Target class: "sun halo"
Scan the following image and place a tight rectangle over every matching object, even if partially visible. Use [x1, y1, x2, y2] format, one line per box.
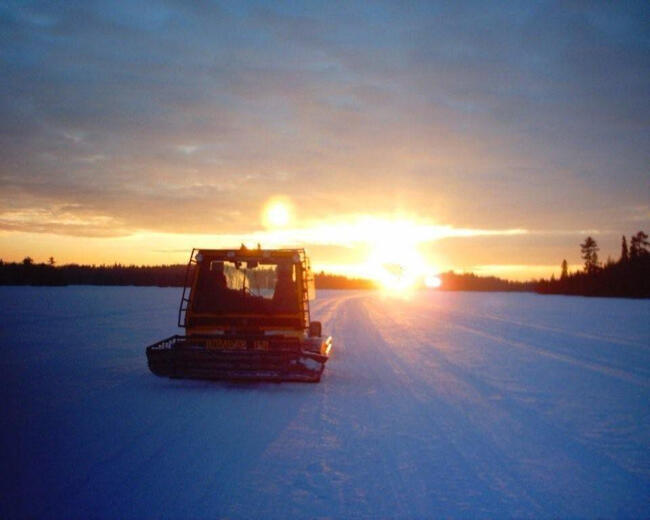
[262, 198, 292, 229]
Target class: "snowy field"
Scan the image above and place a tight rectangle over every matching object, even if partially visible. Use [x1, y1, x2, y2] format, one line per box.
[1, 287, 649, 519]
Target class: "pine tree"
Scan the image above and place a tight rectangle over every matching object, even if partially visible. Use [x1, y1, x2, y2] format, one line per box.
[561, 259, 568, 279]
[630, 231, 649, 258]
[580, 236, 600, 273]
[620, 236, 629, 262]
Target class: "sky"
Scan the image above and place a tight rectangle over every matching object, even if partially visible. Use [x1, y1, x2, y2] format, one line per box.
[1, 1, 648, 280]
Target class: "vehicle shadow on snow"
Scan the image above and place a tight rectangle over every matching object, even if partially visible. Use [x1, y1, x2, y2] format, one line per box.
[141, 376, 323, 394]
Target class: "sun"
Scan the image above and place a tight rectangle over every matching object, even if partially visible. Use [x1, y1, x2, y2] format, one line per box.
[424, 274, 442, 288]
[262, 198, 292, 228]
[361, 217, 440, 294]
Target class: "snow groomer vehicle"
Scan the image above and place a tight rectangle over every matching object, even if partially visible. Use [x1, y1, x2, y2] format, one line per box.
[146, 247, 332, 382]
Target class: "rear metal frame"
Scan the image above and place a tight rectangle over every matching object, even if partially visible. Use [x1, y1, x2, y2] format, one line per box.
[146, 334, 328, 382]
[178, 248, 198, 328]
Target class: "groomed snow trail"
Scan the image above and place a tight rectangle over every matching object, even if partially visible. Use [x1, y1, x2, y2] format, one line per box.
[1, 287, 649, 518]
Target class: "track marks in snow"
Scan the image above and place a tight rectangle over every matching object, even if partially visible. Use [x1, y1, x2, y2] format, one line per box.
[361, 296, 649, 516]
[423, 298, 648, 350]
[360, 298, 549, 515]
[393, 295, 650, 388]
[449, 320, 649, 388]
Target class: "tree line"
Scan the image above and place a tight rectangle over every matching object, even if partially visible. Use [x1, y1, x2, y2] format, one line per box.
[0, 258, 530, 292]
[0, 259, 380, 290]
[0, 259, 189, 287]
[2, 231, 647, 297]
[536, 231, 650, 298]
[438, 272, 534, 292]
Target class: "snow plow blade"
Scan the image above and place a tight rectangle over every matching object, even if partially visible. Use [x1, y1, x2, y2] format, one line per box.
[146, 335, 330, 383]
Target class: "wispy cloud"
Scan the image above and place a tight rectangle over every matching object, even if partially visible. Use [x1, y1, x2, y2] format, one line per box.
[0, 207, 126, 237]
[175, 145, 199, 155]
[199, 215, 528, 248]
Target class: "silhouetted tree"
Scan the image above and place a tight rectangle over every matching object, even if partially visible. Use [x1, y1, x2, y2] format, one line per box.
[48, 256, 56, 266]
[620, 236, 629, 262]
[580, 236, 600, 273]
[538, 229, 650, 298]
[630, 231, 649, 258]
[22, 256, 33, 266]
[561, 259, 568, 279]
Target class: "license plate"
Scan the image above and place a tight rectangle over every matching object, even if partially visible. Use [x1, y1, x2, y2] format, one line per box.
[205, 338, 271, 351]
[206, 338, 247, 350]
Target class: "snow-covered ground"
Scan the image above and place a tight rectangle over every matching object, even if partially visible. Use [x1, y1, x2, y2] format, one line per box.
[1, 287, 649, 518]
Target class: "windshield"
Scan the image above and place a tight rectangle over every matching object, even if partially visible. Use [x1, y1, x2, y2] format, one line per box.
[191, 257, 300, 315]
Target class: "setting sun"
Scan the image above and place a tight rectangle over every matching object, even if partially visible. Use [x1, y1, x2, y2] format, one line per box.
[360, 218, 440, 294]
[262, 198, 292, 229]
[424, 274, 442, 288]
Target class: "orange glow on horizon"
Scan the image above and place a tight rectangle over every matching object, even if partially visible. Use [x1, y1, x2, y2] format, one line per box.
[0, 210, 557, 282]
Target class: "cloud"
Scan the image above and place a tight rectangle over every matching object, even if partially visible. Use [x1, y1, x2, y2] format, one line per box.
[137, 214, 528, 249]
[175, 145, 199, 155]
[0, 206, 127, 237]
[0, 0, 648, 247]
